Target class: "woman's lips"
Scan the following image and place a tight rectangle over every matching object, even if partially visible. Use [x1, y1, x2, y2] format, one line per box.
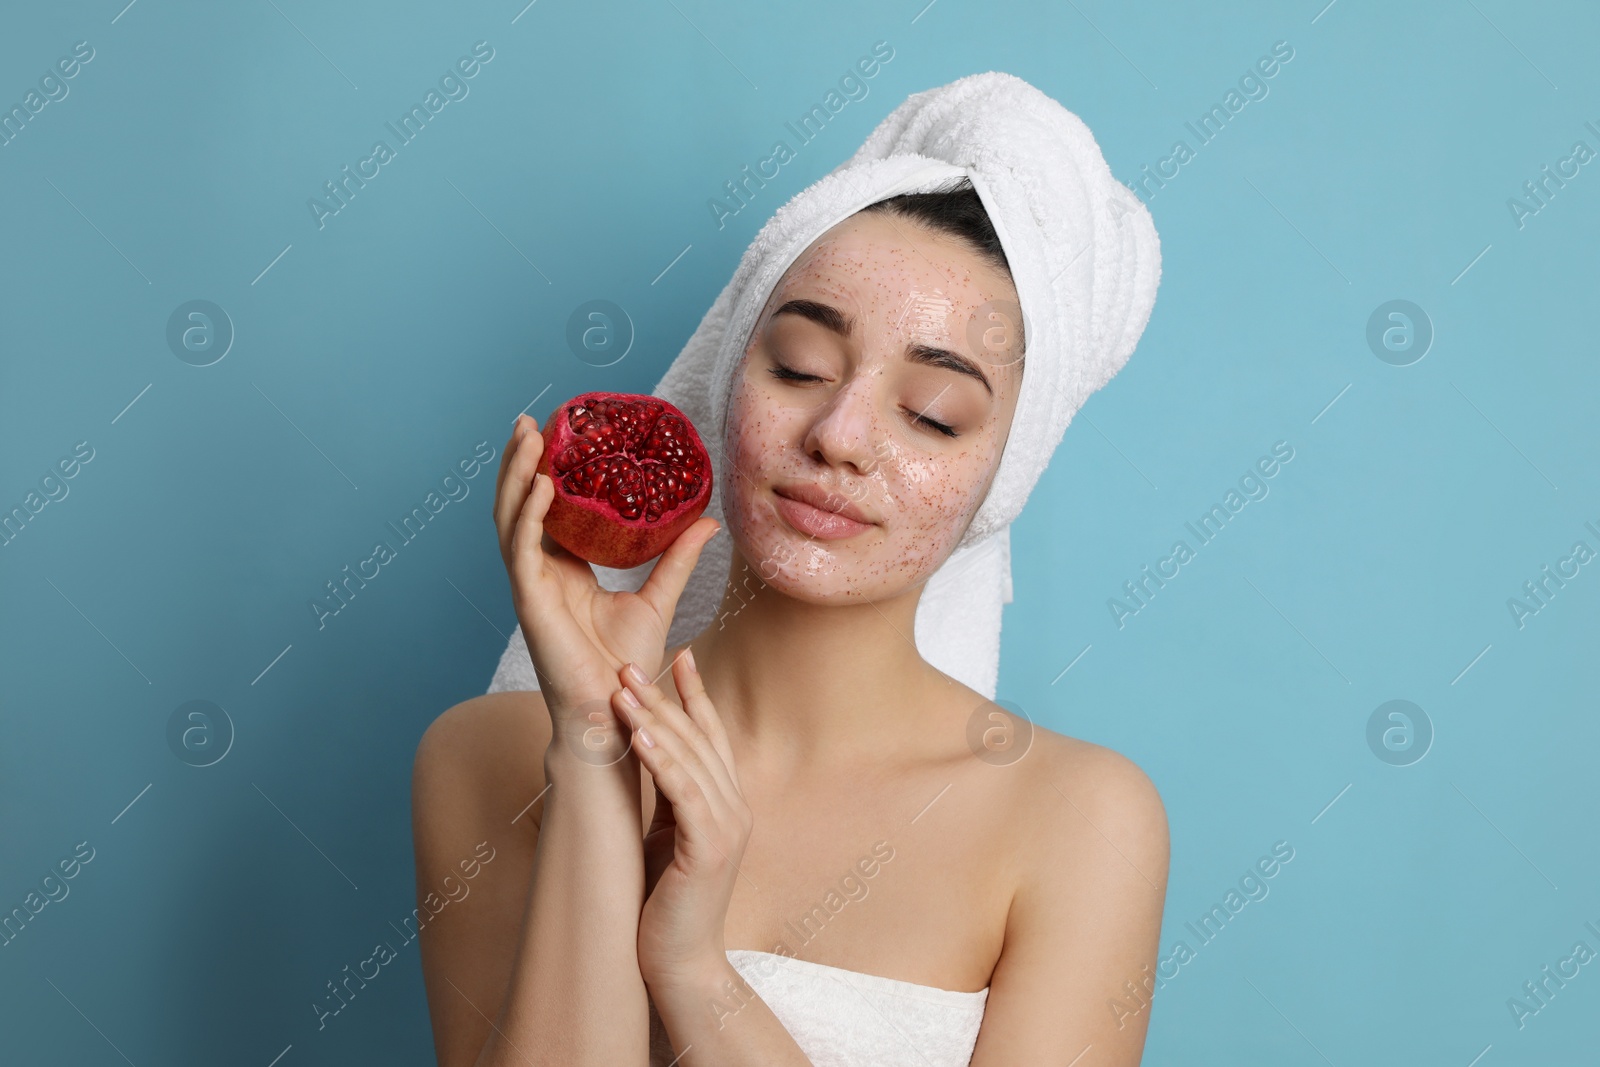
[772, 491, 873, 540]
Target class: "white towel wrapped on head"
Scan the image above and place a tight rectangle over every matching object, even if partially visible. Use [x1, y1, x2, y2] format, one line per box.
[489, 71, 1161, 701]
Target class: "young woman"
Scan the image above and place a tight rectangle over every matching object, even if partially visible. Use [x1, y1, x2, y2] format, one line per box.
[413, 77, 1167, 1067]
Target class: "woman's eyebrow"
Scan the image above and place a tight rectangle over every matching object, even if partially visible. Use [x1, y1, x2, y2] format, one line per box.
[905, 341, 992, 397]
[773, 298, 993, 397]
[774, 298, 852, 336]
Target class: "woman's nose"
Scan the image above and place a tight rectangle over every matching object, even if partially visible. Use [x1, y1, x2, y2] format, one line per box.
[802, 374, 882, 476]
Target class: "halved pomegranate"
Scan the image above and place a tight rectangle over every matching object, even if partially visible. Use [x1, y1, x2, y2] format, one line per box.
[535, 391, 713, 569]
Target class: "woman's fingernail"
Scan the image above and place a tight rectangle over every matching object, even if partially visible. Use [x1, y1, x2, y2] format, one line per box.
[684, 648, 697, 673]
[638, 727, 655, 749]
[618, 687, 641, 709]
[625, 662, 648, 686]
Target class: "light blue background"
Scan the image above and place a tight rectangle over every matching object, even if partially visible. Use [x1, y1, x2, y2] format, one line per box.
[2, 0, 1596, 1063]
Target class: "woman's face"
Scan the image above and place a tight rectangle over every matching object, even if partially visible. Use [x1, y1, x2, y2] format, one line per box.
[721, 209, 1024, 602]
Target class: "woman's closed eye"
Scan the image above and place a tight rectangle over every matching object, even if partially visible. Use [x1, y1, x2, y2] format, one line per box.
[766, 363, 821, 385]
[766, 363, 960, 438]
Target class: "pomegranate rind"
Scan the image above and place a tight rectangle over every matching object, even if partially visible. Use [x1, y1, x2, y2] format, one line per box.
[534, 391, 713, 569]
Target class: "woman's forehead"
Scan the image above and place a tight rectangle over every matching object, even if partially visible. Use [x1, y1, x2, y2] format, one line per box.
[754, 217, 1024, 379]
[761, 225, 1012, 355]
[776, 214, 1002, 301]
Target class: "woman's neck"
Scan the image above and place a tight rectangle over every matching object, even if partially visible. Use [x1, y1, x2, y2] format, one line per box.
[685, 557, 941, 774]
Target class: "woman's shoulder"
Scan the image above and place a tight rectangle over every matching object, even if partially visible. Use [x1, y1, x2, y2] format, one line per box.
[413, 689, 556, 841]
[997, 717, 1170, 889]
[945, 686, 1167, 850]
[1031, 724, 1163, 806]
[420, 688, 553, 751]
[416, 688, 554, 778]
[931, 669, 1159, 792]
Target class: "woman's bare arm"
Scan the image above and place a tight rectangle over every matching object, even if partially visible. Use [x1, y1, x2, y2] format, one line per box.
[413, 693, 547, 1065]
[411, 412, 721, 1064]
[412, 689, 651, 1066]
[969, 741, 1171, 1065]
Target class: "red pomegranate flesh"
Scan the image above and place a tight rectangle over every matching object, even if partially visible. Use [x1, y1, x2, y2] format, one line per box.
[535, 391, 713, 569]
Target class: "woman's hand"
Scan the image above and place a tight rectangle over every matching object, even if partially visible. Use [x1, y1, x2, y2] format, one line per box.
[495, 414, 721, 732]
[611, 649, 751, 986]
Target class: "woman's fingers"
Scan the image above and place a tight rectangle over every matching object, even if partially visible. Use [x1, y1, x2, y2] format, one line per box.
[507, 470, 556, 588]
[613, 664, 743, 828]
[670, 649, 740, 793]
[493, 415, 525, 506]
[495, 416, 546, 567]
[625, 660, 742, 806]
[615, 693, 726, 854]
[636, 517, 722, 626]
[494, 416, 529, 534]
[500, 419, 592, 583]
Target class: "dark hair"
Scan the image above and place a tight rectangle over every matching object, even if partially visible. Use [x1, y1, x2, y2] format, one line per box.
[858, 176, 1014, 283]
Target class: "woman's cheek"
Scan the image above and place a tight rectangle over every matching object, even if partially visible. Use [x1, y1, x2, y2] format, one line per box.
[721, 387, 785, 531]
[889, 449, 993, 557]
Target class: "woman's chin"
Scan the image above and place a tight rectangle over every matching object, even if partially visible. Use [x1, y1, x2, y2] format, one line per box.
[728, 533, 937, 606]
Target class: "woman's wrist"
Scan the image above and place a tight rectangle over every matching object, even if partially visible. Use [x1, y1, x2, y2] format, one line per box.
[543, 726, 637, 788]
[544, 686, 635, 763]
[644, 950, 745, 1024]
